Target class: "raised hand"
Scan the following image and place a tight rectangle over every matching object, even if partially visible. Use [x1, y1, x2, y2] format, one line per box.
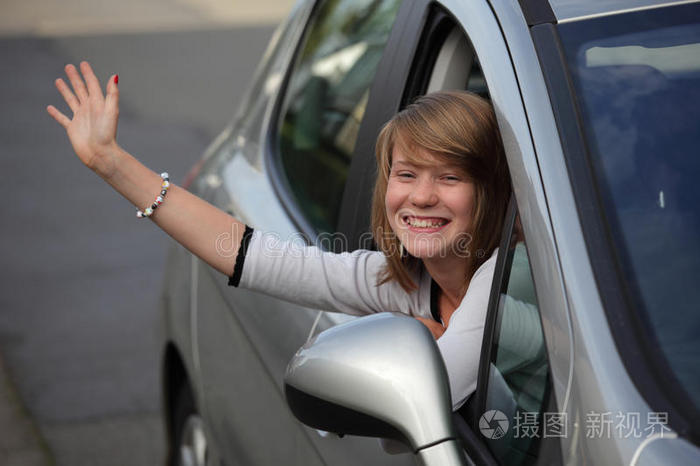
[45, 61, 245, 282]
[47, 61, 120, 179]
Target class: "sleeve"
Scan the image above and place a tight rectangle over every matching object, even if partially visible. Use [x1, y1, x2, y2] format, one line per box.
[435, 254, 497, 410]
[228, 229, 418, 316]
[228, 225, 254, 287]
[495, 296, 544, 375]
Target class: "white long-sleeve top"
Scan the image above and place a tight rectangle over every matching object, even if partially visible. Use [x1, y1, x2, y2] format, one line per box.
[229, 229, 498, 410]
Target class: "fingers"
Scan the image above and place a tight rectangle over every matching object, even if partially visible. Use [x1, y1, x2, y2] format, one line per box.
[46, 105, 71, 129]
[80, 61, 104, 101]
[415, 316, 445, 340]
[55, 78, 79, 113]
[51, 61, 117, 129]
[65, 63, 89, 104]
[105, 74, 120, 116]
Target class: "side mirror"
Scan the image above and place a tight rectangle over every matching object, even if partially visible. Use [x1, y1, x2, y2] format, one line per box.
[284, 313, 467, 465]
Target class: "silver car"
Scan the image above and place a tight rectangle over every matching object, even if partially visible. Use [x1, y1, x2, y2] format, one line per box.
[159, 0, 700, 464]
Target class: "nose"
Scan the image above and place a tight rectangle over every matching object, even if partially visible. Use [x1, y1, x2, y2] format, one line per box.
[409, 177, 438, 207]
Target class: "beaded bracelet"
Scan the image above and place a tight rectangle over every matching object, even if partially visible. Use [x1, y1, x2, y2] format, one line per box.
[137, 172, 170, 218]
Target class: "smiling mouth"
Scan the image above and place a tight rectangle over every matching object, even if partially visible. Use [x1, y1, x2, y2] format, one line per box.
[401, 215, 450, 229]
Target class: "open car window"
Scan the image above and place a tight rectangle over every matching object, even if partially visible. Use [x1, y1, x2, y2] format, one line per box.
[476, 206, 554, 465]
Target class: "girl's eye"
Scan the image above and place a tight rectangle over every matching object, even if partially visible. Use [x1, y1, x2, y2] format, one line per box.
[396, 172, 415, 178]
[442, 175, 460, 182]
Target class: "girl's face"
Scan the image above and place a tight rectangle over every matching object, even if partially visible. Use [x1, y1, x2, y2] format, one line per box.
[385, 144, 476, 262]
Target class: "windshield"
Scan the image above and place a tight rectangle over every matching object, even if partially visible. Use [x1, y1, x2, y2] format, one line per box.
[558, 3, 700, 411]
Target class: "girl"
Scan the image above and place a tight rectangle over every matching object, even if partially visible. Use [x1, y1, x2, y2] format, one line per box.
[47, 62, 511, 409]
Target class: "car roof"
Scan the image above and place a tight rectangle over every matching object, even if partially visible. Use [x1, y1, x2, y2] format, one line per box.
[543, 0, 697, 22]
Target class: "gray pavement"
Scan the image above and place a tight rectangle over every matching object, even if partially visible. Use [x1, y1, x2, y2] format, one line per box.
[0, 354, 51, 466]
[0, 2, 287, 463]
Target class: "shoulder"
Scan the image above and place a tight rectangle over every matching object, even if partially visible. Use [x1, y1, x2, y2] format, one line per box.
[470, 247, 499, 286]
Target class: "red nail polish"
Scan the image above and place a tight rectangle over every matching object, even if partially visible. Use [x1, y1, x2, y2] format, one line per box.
[114, 75, 119, 85]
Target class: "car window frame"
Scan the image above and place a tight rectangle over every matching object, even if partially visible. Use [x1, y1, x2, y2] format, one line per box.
[474, 195, 519, 419]
[469, 196, 562, 464]
[448, 195, 522, 466]
[265, 0, 324, 242]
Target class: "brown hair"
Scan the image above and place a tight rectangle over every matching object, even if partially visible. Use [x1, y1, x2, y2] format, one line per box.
[371, 90, 511, 292]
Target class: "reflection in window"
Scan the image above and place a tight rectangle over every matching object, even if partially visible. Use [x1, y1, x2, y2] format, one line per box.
[559, 4, 700, 411]
[277, 0, 402, 233]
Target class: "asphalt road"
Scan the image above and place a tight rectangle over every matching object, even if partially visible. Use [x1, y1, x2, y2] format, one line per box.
[0, 25, 275, 465]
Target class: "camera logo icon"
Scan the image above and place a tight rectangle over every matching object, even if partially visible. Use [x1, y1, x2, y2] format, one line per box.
[479, 410, 509, 440]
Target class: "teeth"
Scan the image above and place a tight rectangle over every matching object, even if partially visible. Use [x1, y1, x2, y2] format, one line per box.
[405, 217, 446, 228]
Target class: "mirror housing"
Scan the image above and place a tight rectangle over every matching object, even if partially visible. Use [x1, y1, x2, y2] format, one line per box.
[284, 313, 466, 463]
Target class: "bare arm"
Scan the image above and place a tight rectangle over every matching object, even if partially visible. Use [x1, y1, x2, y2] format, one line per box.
[47, 61, 245, 277]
